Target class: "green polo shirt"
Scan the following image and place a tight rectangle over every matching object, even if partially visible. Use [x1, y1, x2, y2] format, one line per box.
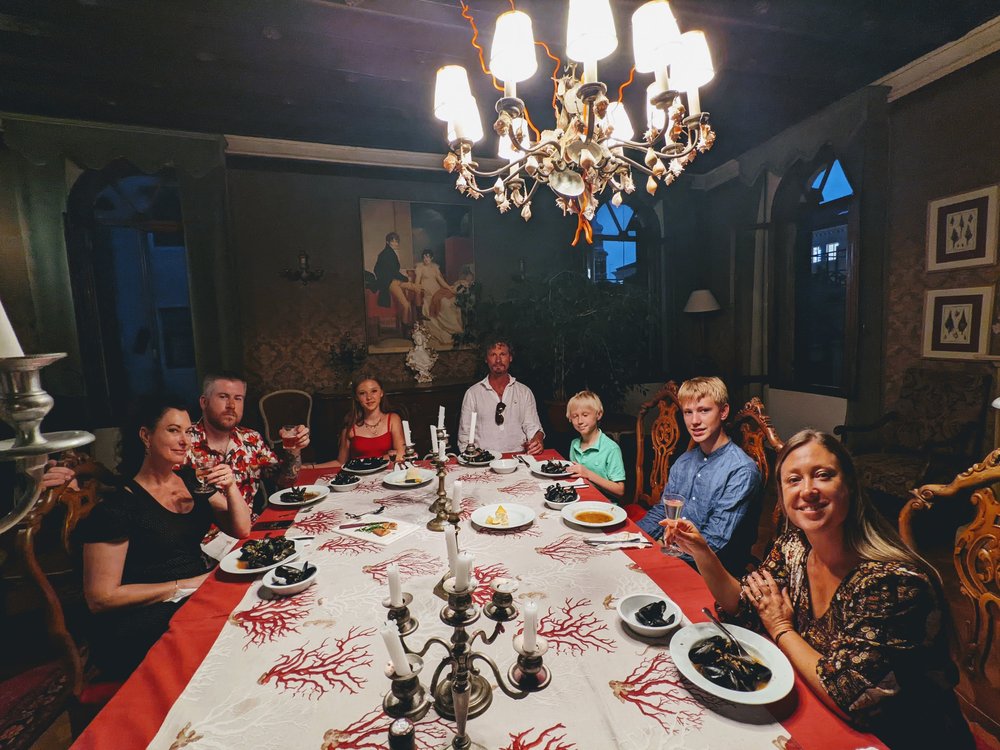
[569, 430, 626, 483]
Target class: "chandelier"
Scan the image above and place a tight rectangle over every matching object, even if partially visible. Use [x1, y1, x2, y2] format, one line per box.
[434, 0, 716, 244]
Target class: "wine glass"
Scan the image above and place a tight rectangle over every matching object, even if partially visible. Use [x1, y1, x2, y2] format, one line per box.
[192, 453, 220, 496]
[660, 493, 685, 556]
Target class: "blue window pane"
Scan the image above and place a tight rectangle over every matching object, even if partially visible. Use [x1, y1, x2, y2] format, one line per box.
[820, 160, 853, 203]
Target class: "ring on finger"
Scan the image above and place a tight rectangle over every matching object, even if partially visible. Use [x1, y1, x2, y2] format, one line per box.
[755, 593, 763, 601]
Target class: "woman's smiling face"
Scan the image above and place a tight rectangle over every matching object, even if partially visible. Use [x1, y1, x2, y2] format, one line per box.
[779, 440, 851, 535]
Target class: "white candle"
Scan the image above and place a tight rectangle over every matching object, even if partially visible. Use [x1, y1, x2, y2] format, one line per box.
[523, 600, 538, 652]
[438, 431, 446, 461]
[454, 551, 473, 590]
[0, 295, 24, 358]
[380, 624, 412, 676]
[387, 564, 403, 607]
[402, 420, 412, 447]
[469, 412, 477, 446]
[445, 525, 458, 574]
[430, 425, 438, 454]
[451, 480, 463, 513]
[438, 405, 445, 428]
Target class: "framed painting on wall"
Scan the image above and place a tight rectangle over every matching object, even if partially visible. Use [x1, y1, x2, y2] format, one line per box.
[921, 286, 994, 359]
[360, 199, 475, 354]
[926, 186, 998, 271]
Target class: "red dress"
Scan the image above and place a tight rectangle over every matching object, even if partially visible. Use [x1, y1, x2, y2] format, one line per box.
[348, 425, 393, 459]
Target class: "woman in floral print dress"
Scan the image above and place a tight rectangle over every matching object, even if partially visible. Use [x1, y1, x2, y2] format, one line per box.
[661, 429, 972, 749]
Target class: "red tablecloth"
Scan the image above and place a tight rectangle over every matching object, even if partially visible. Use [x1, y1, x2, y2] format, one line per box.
[74, 454, 883, 749]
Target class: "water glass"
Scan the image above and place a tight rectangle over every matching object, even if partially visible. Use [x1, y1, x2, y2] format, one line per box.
[660, 493, 685, 556]
[280, 425, 299, 450]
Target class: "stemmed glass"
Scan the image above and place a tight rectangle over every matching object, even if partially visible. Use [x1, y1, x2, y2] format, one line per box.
[660, 493, 685, 556]
[191, 452, 220, 497]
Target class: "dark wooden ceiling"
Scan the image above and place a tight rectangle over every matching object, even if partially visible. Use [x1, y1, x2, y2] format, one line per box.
[1, 0, 997, 170]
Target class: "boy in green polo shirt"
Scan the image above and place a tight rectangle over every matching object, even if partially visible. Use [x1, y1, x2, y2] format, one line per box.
[566, 390, 626, 500]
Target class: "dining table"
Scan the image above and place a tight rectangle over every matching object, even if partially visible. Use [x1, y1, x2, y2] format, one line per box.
[72, 450, 885, 750]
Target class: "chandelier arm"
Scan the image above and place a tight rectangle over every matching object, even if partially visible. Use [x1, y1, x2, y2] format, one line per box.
[461, 139, 561, 179]
[615, 153, 656, 178]
[652, 140, 698, 161]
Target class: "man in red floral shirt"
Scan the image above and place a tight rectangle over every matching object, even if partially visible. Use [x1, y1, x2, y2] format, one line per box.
[187, 372, 309, 516]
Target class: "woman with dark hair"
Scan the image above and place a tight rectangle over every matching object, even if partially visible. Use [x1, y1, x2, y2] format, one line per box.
[661, 429, 972, 749]
[329, 376, 406, 465]
[78, 395, 250, 678]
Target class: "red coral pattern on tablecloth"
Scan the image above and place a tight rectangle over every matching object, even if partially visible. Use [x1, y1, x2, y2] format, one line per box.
[455, 470, 501, 483]
[318, 535, 381, 556]
[291, 509, 344, 535]
[477, 523, 542, 539]
[498, 479, 542, 496]
[500, 723, 576, 750]
[257, 627, 375, 699]
[377, 491, 430, 509]
[362, 550, 443, 584]
[471, 562, 511, 605]
[532, 598, 616, 656]
[320, 706, 453, 749]
[229, 590, 315, 648]
[609, 652, 707, 733]
[534, 534, 612, 563]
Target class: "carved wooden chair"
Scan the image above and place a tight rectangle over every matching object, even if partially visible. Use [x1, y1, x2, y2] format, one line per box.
[632, 381, 686, 513]
[0, 458, 120, 745]
[903, 450, 1000, 741]
[259, 389, 313, 449]
[727, 397, 786, 564]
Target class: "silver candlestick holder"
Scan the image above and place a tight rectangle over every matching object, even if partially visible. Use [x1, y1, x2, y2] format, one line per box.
[0, 353, 94, 535]
[425, 426, 454, 532]
[384, 576, 550, 750]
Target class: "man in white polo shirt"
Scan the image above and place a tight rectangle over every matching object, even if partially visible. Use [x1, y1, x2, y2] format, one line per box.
[458, 337, 544, 455]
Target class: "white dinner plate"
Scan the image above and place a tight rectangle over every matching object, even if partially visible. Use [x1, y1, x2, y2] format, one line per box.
[457, 448, 502, 467]
[530, 461, 572, 479]
[341, 458, 390, 475]
[669, 622, 795, 705]
[560, 501, 627, 528]
[471, 503, 535, 531]
[268, 484, 330, 507]
[219, 539, 302, 575]
[383, 467, 436, 488]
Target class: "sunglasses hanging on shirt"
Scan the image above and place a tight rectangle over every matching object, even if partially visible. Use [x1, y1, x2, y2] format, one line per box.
[495, 402, 506, 425]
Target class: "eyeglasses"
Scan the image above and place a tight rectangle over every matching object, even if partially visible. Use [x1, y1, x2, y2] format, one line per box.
[495, 402, 506, 425]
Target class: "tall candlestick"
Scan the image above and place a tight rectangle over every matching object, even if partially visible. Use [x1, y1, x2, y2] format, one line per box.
[438, 430, 446, 461]
[380, 624, 412, 676]
[430, 425, 438, 454]
[402, 420, 412, 447]
[438, 405, 445, 428]
[445, 525, 459, 574]
[454, 551, 473, 590]
[387, 564, 403, 607]
[451, 480, 463, 513]
[0, 295, 24, 358]
[523, 601, 538, 652]
[469, 412, 477, 445]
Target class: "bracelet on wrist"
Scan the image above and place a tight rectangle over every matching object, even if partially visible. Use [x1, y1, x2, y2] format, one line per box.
[773, 628, 794, 646]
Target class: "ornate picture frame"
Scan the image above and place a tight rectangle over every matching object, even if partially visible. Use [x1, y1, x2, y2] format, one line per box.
[359, 199, 475, 354]
[926, 186, 999, 271]
[921, 286, 994, 360]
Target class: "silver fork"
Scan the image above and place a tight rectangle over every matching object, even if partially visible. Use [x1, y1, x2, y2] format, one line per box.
[584, 536, 645, 546]
[701, 607, 751, 657]
[345, 505, 386, 520]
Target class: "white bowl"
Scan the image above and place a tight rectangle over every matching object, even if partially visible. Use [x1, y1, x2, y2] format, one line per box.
[328, 475, 361, 492]
[489, 458, 518, 474]
[263, 560, 318, 596]
[617, 593, 682, 638]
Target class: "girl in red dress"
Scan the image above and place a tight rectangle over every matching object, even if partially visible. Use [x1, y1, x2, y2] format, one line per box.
[336, 376, 406, 463]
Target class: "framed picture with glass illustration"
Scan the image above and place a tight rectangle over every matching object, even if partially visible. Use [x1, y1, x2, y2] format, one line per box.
[921, 286, 994, 360]
[360, 198, 475, 354]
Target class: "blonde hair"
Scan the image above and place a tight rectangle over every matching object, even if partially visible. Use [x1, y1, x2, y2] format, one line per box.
[566, 390, 604, 419]
[775, 429, 939, 581]
[678, 376, 728, 408]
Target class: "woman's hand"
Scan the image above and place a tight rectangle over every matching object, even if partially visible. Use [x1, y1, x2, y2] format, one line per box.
[659, 518, 711, 557]
[177, 571, 211, 591]
[41, 462, 77, 490]
[743, 569, 794, 636]
[201, 462, 236, 493]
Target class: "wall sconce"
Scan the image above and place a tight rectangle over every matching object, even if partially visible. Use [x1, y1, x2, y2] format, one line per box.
[281, 252, 324, 285]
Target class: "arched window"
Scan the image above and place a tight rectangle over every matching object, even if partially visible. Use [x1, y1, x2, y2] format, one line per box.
[591, 203, 637, 283]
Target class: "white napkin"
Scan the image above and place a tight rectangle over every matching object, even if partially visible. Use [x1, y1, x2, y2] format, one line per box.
[201, 531, 240, 561]
[167, 587, 197, 603]
[538, 479, 587, 489]
[586, 532, 653, 550]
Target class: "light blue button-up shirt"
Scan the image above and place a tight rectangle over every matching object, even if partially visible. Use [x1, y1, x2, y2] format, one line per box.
[637, 440, 761, 563]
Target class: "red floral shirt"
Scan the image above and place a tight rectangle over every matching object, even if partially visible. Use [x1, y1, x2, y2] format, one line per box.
[186, 421, 288, 511]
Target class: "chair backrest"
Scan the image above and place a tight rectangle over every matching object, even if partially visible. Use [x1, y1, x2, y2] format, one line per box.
[903, 450, 1000, 739]
[727, 397, 786, 563]
[13, 459, 115, 696]
[633, 381, 686, 508]
[259, 389, 313, 447]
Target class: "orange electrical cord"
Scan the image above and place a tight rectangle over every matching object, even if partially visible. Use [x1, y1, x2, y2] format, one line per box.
[571, 192, 594, 246]
[459, 1, 503, 92]
[617, 66, 636, 103]
[536, 39, 562, 111]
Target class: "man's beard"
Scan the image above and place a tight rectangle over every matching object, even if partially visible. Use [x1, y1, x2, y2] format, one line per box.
[207, 412, 238, 432]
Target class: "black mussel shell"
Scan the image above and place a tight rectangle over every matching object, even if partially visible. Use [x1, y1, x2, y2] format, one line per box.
[634, 600, 676, 627]
[274, 562, 316, 585]
[689, 635, 772, 691]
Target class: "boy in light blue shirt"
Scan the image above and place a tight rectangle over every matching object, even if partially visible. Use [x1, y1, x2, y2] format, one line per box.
[566, 391, 626, 500]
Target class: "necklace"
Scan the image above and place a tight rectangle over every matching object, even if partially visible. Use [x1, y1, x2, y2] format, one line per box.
[362, 414, 384, 432]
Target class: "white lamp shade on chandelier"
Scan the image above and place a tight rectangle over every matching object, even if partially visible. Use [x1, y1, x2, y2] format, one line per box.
[490, 10, 538, 84]
[433, 65, 472, 121]
[631, 0, 681, 74]
[566, 0, 619, 64]
[670, 31, 715, 92]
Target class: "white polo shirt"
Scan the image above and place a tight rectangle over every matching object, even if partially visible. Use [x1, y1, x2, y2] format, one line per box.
[458, 375, 544, 453]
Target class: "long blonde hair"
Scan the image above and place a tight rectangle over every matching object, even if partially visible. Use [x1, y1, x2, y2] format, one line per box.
[775, 430, 940, 582]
